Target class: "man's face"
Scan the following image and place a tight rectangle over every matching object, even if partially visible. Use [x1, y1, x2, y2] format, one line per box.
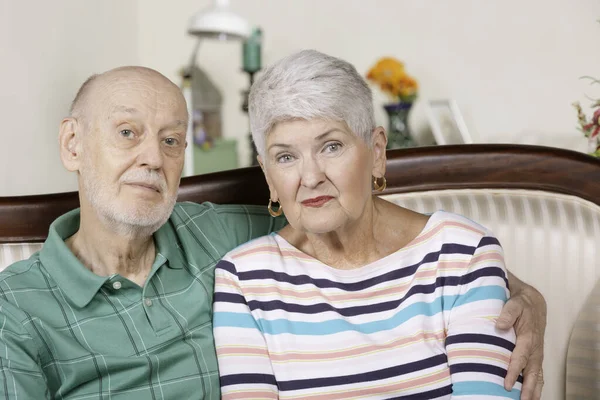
[77, 71, 188, 233]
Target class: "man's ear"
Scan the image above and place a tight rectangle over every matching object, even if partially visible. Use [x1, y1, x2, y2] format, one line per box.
[59, 118, 83, 172]
[371, 126, 387, 178]
[257, 155, 279, 202]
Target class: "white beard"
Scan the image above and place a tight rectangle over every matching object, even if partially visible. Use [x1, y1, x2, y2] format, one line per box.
[80, 163, 177, 237]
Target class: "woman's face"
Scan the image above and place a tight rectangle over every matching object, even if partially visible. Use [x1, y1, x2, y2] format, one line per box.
[260, 119, 386, 234]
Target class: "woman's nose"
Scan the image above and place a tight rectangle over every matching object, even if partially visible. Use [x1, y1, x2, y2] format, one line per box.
[300, 158, 326, 188]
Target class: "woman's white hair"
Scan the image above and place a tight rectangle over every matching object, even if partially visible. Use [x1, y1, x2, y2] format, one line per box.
[249, 49, 375, 158]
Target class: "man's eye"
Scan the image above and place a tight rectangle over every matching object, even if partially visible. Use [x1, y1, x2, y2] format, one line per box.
[120, 129, 135, 139]
[164, 137, 179, 146]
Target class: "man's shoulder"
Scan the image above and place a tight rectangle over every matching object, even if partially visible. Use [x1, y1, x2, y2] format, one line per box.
[169, 201, 265, 223]
[0, 255, 49, 319]
[0, 254, 45, 286]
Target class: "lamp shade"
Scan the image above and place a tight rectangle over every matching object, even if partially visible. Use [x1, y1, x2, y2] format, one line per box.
[188, 0, 251, 40]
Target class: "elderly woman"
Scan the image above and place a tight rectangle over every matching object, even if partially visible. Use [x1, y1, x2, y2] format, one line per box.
[213, 50, 528, 399]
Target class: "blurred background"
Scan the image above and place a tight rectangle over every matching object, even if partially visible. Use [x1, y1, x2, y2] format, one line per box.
[1, 0, 599, 196]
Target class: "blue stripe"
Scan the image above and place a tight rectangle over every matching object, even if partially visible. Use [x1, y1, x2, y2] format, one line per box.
[214, 285, 507, 335]
[453, 284, 507, 308]
[214, 311, 259, 330]
[452, 381, 520, 398]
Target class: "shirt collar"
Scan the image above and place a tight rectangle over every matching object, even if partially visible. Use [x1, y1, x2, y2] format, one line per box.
[39, 209, 184, 308]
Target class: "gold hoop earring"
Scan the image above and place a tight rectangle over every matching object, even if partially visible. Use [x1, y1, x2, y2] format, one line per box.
[268, 199, 283, 217]
[373, 176, 387, 192]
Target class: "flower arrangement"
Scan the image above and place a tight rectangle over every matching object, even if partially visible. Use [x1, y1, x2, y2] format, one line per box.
[573, 84, 600, 157]
[366, 57, 418, 103]
[572, 20, 600, 157]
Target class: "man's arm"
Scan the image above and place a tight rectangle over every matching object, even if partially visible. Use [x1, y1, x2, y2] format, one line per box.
[0, 307, 49, 398]
[497, 271, 546, 400]
[208, 203, 287, 248]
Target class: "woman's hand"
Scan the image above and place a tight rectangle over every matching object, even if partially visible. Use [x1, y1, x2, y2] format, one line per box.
[496, 271, 547, 400]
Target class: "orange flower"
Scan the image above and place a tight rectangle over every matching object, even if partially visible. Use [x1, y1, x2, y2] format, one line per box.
[366, 57, 418, 102]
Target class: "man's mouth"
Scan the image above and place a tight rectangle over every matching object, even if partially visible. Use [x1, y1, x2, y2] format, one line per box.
[126, 182, 161, 193]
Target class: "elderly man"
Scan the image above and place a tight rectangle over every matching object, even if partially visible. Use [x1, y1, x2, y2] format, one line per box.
[0, 67, 544, 399]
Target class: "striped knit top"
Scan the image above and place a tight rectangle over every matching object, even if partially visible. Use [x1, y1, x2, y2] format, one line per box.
[213, 211, 522, 399]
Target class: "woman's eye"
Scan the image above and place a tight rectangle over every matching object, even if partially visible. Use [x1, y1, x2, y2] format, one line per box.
[120, 129, 135, 139]
[277, 154, 294, 163]
[325, 142, 342, 153]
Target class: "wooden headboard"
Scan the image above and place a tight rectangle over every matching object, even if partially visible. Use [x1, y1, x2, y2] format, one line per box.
[2, 144, 599, 244]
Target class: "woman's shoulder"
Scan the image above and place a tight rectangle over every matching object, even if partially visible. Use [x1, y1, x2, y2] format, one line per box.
[423, 210, 495, 245]
[221, 233, 285, 264]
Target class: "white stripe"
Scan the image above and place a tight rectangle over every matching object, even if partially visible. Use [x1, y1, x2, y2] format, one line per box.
[153, 354, 164, 400]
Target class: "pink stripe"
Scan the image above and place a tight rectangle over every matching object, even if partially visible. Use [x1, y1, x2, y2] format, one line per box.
[217, 347, 269, 357]
[231, 245, 312, 260]
[407, 220, 485, 248]
[471, 252, 503, 264]
[448, 348, 510, 364]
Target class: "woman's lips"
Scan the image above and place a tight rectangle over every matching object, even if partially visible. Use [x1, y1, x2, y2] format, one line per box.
[301, 196, 334, 207]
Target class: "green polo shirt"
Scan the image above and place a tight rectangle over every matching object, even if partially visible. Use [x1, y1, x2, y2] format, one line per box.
[0, 202, 285, 399]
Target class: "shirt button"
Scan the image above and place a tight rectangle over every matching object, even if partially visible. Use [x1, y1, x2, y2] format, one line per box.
[144, 298, 153, 307]
[112, 281, 122, 290]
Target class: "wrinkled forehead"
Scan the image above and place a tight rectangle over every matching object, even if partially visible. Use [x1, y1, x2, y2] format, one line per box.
[92, 74, 187, 122]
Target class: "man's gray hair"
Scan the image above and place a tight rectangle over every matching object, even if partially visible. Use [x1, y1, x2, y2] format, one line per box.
[249, 49, 375, 158]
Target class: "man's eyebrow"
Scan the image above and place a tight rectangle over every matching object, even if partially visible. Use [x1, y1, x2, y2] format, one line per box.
[161, 120, 188, 131]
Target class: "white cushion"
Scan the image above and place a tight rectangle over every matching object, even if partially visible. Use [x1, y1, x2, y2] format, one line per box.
[382, 188, 600, 400]
[0, 243, 43, 271]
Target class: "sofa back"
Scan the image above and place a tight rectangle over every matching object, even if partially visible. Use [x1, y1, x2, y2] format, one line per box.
[2, 144, 600, 399]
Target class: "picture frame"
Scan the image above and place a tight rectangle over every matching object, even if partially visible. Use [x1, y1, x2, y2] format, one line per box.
[425, 99, 473, 145]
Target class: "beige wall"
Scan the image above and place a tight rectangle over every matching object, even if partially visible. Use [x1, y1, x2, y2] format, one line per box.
[138, 0, 600, 166]
[0, 0, 139, 196]
[1, 0, 599, 195]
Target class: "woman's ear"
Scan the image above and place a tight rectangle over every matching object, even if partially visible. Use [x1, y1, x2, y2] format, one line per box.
[371, 126, 387, 178]
[59, 118, 82, 172]
[257, 155, 279, 202]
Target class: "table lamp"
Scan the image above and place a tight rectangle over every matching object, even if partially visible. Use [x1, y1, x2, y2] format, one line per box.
[182, 0, 251, 176]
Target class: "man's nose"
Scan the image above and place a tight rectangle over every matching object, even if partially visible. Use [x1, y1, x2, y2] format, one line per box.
[300, 157, 326, 188]
[137, 137, 164, 169]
